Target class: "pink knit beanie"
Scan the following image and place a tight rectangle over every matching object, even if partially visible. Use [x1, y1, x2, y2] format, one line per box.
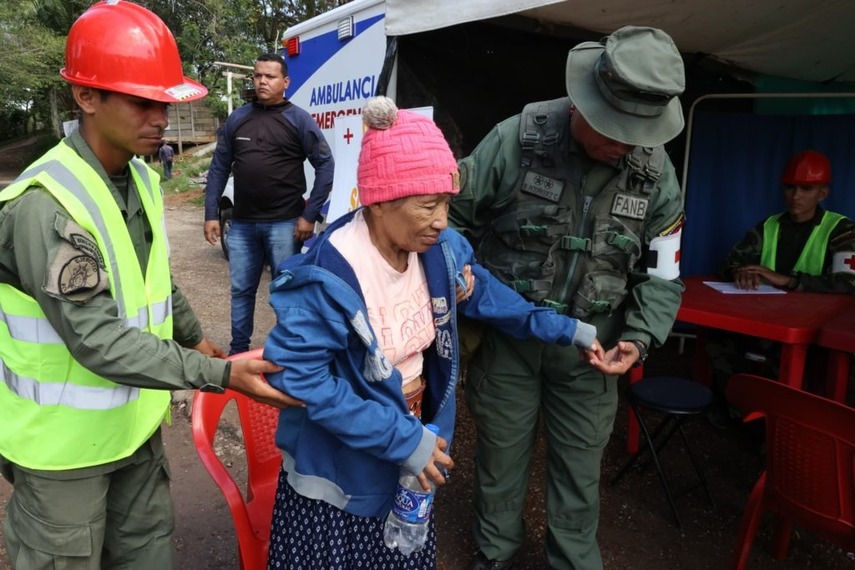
[357, 96, 459, 206]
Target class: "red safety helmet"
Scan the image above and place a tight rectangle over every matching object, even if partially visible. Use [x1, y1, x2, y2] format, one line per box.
[60, 0, 207, 104]
[781, 150, 832, 185]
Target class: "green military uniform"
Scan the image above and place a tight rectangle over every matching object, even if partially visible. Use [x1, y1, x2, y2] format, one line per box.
[0, 130, 230, 569]
[722, 207, 855, 294]
[450, 103, 684, 569]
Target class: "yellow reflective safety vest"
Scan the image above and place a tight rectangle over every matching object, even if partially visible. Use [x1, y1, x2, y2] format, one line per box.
[0, 142, 173, 470]
[760, 211, 845, 276]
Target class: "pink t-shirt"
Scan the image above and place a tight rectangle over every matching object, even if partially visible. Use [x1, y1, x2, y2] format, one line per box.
[329, 211, 434, 392]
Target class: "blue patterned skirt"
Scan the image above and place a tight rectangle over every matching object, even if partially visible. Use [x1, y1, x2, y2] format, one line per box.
[267, 467, 437, 569]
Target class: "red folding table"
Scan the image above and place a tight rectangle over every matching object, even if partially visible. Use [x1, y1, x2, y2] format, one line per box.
[626, 276, 854, 452]
[816, 305, 855, 403]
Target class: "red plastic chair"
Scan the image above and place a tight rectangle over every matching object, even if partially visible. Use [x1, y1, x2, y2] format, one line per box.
[726, 373, 855, 569]
[191, 348, 282, 570]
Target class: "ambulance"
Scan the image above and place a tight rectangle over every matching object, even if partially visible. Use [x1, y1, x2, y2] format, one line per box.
[281, 0, 385, 142]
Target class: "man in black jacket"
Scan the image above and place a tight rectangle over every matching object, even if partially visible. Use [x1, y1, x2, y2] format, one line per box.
[204, 53, 334, 354]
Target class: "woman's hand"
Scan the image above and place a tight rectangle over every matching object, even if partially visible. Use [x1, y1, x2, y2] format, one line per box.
[580, 339, 606, 364]
[416, 434, 454, 491]
[456, 264, 475, 302]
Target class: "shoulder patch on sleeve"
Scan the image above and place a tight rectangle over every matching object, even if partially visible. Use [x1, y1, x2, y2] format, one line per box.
[55, 217, 105, 268]
[68, 233, 104, 266]
[456, 157, 475, 199]
[58, 255, 101, 294]
[44, 217, 109, 303]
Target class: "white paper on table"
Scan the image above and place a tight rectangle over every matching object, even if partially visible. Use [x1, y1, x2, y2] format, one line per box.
[703, 281, 787, 294]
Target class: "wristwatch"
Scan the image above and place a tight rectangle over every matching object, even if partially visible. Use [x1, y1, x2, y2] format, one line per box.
[628, 340, 648, 367]
[786, 273, 800, 290]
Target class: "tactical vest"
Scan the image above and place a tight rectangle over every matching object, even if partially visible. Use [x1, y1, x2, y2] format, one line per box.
[760, 210, 845, 275]
[476, 97, 665, 319]
[0, 142, 173, 470]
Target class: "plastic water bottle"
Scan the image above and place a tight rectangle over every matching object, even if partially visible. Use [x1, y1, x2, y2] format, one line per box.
[383, 424, 440, 555]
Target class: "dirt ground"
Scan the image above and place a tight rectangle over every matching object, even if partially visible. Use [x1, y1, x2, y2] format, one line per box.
[0, 149, 853, 568]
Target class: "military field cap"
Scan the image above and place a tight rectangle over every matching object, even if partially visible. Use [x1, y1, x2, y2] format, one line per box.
[566, 26, 685, 147]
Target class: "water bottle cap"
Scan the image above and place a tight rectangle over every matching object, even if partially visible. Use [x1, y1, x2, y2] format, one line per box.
[426, 423, 440, 435]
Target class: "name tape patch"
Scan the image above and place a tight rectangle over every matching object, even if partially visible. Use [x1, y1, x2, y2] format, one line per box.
[611, 194, 648, 220]
[520, 172, 564, 203]
[70, 233, 104, 267]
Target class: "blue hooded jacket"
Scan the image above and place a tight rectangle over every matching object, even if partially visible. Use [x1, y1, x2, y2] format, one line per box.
[263, 209, 596, 518]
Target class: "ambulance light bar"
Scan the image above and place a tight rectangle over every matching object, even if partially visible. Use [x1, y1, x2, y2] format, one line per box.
[337, 16, 354, 41]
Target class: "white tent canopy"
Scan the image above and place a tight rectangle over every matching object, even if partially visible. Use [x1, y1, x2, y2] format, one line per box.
[385, 0, 855, 83]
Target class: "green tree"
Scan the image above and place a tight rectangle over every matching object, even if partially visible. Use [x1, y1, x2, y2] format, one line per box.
[0, 1, 69, 139]
[144, 0, 352, 117]
[19, 0, 89, 32]
[0, 0, 354, 136]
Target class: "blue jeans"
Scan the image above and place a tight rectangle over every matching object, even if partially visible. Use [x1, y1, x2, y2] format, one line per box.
[228, 219, 299, 354]
[162, 160, 172, 180]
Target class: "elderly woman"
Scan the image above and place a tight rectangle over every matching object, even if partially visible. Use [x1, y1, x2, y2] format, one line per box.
[263, 96, 604, 569]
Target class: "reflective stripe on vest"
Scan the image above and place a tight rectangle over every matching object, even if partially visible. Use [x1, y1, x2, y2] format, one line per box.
[760, 211, 845, 275]
[0, 299, 172, 344]
[0, 141, 173, 470]
[0, 290, 168, 410]
[0, 360, 139, 410]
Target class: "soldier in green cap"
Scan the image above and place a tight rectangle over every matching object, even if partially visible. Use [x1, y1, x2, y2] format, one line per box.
[449, 26, 687, 570]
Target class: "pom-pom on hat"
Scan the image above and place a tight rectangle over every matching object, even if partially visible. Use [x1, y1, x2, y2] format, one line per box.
[357, 96, 459, 206]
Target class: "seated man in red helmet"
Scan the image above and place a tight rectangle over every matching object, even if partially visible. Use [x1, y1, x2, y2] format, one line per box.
[722, 149, 855, 293]
[0, 2, 299, 568]
[707, 149, 855, 429]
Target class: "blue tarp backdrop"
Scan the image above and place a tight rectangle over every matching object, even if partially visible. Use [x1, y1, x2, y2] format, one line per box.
[681, 110, 855, 278]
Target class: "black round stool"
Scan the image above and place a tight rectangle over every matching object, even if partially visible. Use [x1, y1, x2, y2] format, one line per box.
[610, 376, 715, 529]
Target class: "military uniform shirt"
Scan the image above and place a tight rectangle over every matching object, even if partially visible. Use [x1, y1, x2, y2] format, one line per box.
[449, 111, 685, 348]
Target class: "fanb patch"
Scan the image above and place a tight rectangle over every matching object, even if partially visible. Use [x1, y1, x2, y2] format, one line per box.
[611, 194, 649, 220]
[520, 171, 564, 203]
[59, 255, 100, 294]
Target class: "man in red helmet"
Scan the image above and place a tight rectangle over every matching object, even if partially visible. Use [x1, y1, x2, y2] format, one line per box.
[722, 149, 855, 293]
[707, 149, 855, 429]
[0, 2, 300, 568]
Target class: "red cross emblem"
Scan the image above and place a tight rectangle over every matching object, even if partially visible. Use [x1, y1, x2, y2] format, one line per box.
[343, 128, 354, 144]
